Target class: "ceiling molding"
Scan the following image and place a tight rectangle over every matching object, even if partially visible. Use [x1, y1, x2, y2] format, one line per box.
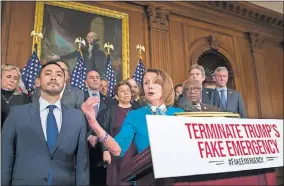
[249, 2, 283, 14]
[192, 1, 284, 29]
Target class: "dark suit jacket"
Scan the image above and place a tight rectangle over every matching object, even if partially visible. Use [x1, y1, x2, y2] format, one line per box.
[183, 103, 220, 112]
[108, 97, 143, 109]
[214, 88, 246, 118]
[31, 85, 84, 109]
[1, 101, 89, 185]
[200, 103, 220, 112]
[96, 104, 142, 136]
[202, 87, 221, 106]
[94, 104, 140, 157]
[177, 87, 221, 110]
[61, 43, 106, 76]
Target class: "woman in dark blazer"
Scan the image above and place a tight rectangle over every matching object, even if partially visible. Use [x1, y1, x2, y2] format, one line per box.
[1, 64, 30, 128]
[96, 80, 140, 186]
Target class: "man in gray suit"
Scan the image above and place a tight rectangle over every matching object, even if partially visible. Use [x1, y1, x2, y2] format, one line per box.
[1, 61, 89, 185]
[32, 60, 84, 109]
[213, 67, 246, 118]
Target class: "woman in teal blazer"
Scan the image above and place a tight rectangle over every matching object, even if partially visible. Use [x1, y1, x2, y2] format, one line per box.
[82, 68, 184, 157]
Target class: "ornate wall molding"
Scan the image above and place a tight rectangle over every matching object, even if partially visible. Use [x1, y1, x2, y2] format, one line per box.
[247, 32, 265, 51]
[192, 1, 284, 29]
[145, 6, 170, 31]
[207, 34, 220, 50]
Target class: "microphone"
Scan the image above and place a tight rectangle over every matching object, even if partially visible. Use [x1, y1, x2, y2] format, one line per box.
[103, 161, 109, 168]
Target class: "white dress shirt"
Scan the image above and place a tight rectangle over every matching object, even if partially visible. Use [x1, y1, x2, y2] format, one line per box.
[216, 87, 228, 101]
[87, 89, 100, 141]
[39, 97, 62, 141]
[195, 103, 202, 111]
[88, 44, 93, 59]
[88, 89, 100, 109]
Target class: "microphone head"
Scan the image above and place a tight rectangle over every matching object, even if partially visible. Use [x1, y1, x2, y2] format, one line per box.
[103, 161, 109, 168]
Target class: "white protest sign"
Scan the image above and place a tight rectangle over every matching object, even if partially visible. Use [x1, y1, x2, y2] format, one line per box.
[146, 116, 283, 179]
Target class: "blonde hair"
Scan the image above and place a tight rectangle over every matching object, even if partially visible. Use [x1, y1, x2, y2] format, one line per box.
[1, 64, 22, 94]
[189, 64, 206, 78]
[141, 69, 175, 106]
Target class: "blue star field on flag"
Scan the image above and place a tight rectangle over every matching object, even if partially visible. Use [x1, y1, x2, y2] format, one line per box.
[104, 54, 116, 97]
[70, 55, 87, 91]
[21, 51, 42, 93]
[132, 58, 146, 85]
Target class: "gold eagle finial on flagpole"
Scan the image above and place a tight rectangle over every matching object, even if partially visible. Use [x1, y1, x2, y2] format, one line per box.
[136, 44, 145, 60]
[104, 42, 114, 56]
[30, 30, 43, 44]
[31, 30, 43, 54]
[74, 37, 86, 58]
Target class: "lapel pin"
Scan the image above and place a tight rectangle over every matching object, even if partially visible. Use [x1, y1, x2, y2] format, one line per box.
[229, 91, 232, 94]
[206, 92, 209, 94]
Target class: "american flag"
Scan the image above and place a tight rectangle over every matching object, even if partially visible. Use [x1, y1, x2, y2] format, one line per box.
[104, 54, 116, 97]
[132, 58, 146, 85]
[70, 55, 87, 91]
[21, 51, 42, 93]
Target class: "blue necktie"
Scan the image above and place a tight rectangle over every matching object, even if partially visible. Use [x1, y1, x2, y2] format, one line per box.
[92, 93, 99, 118]
[220, 90, 227, 111]
[46, 105, 58, 185]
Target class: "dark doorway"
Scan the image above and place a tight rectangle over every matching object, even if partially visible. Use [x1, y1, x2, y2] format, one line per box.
[197, 49, 235, 89]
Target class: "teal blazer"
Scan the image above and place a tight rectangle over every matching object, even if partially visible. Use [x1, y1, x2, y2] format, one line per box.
[114, 106, 184, 157]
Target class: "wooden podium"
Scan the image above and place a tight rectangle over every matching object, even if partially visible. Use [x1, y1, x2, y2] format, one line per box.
[119, 147, 277, 186]
[119, 112, 279, 186]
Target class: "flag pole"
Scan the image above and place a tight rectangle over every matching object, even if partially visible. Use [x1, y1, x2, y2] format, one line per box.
[74, 37, 86, 58]
[30, 30, 43, 54]
[103, 42, 115, 97]
[104, 42, 114, 57]
[136, 44, 145, 61]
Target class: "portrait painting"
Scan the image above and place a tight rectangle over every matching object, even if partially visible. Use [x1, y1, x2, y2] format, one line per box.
[33, 2, 129, 81]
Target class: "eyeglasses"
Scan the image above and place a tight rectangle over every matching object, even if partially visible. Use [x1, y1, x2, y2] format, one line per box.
[185, 87, 202, 92]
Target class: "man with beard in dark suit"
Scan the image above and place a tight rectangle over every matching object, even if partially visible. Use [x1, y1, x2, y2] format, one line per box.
[48, 32, 107, 76]
[31, 60, 84, 109]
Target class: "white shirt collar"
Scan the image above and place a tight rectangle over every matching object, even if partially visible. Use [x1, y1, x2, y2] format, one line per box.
[39, 97, 61, 112]
[217, 86, 227, 91]
[88, 89, 100, 97]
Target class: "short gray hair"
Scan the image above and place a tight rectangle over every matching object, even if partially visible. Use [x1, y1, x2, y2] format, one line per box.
[214, 67, 228, 76]
[189, 64, 205, 78]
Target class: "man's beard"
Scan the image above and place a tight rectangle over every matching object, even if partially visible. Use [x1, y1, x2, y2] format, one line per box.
[41, 87, 63, 96]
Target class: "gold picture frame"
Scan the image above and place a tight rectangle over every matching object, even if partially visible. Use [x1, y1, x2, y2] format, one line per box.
[32, 1, 129, 80]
